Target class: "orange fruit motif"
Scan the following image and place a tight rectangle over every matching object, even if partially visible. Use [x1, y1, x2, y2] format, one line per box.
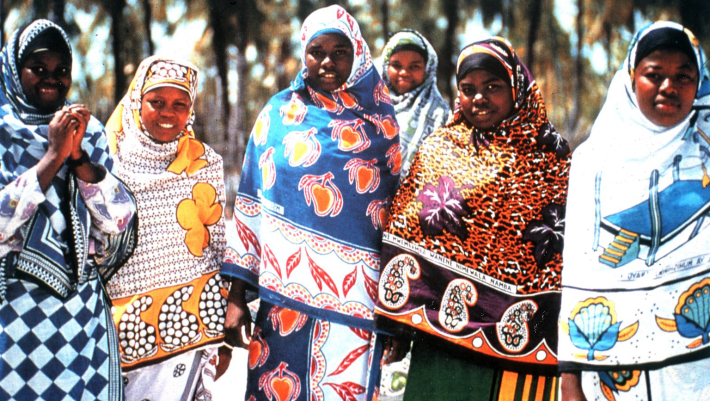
[277, 308, 302, 335]
[381, 118, 398, 139]
[378, 208, 388, 228]
[247, 340, 263, 369]
[271, 377, 295, 401]
[356, 166, 375, 192]
[340, 127, 361, 150]
[340, 92, 358, 108]
[311, 185, 335, 215]
[393, 152, 402, 172]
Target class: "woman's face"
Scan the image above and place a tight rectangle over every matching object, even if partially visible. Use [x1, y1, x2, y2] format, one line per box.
[140, 87, 192, 143]
[305, 33, 354, 92]
[387, 50, 426, 95]
[458, 69, 514, 129]
[634, 48, 698, 127]
[20, 50, 71, 111]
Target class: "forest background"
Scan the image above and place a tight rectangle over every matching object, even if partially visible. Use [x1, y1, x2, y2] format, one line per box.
[1, 0, 708, 211]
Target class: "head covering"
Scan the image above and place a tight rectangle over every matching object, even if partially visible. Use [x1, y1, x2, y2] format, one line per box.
[222, 5, 400, 332]
[374, 37, 570, 373]
[1, 19, 72, 124]
[559, 22, 710, 374]
[632, 25, 698, 71]
[0, 20, 117, 297]
[381, 29, 450, 178]
[104, 56, 227, 370]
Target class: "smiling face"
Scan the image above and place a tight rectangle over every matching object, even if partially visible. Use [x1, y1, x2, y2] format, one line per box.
[458, 69, 515, 129]
[387, 50, 426, 95]
[140, 87, 192, 143]
[20, 50, 71, 112]
[633, 48, 699, 127]
[305, 33, 354, 92]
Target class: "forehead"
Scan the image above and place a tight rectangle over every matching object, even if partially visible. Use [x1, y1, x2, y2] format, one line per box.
[390, 50, 425, 63]
[459, 69, 507, 84]
[143, 86, 191, 101]
[22, 50, 71, 66]
[637, 48, 697, 71]
[306, 32, 351, 49]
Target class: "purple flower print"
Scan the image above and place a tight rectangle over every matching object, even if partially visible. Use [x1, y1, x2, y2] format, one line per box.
[523, 203, 565, 267]
[537, 122, 570, 159]
[417, 176, 471, 240]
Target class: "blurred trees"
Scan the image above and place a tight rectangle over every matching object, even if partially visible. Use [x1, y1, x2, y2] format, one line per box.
[1, 0, 707, 174]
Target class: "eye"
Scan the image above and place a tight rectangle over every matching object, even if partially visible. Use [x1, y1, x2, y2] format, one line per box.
[30, 66, 45, 75]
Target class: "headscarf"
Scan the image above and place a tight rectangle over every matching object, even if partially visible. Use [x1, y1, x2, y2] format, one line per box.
[104, 56, 227, 369]
[559, 22, 710, 372]
[223, 5, 400, 332]
[0, 20, 117, 297]
[374, 37, 570, 373]
[381, 30, 450, 178]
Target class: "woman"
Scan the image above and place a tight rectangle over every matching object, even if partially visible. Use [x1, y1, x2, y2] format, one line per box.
[381, 29, 450, 179]
[374, 37, 570, 400]
[223, 5, 400, 401]
[559, 22, 710, 400]
[0, 20, 137, 401]
[104, 56, 228, 400]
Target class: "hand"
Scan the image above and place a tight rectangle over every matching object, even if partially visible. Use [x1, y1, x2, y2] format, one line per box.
[224, 280, 253, 349]
[382, 336, 410, 365]
[560, 372, 588, 401]
[65, 104, 91, 160]
[215, 345, 232, 381]
[47, 107, 81, 163]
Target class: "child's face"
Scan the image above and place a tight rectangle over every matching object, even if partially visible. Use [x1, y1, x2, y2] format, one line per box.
[140, 87, 192, 143]
[458, 69, 514, 129]
[387, 50, 426, 95]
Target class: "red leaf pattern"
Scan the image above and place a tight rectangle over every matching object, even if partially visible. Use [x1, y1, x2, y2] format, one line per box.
[361, 266, 378, 303]
[324, 382, 365, 401]
[342, 267, 357, 297]
[235, 218, 262, 256]
[348, 327, 371, 342]
[263, 245, 282, 279]
[328, 344, 369, 377]
[286, 248, 302, 278]
[306, 249, 340, 297]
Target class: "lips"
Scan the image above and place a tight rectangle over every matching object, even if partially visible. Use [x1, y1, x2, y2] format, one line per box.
[159, 123, 176, 129]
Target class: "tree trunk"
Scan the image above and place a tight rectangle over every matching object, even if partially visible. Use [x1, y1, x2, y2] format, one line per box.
[440, 0, 459, 107]
[107, 0, 127, 106]
[49, 0, 66, 29]
[381, 0, 389, 39]
[0, 0, 4, 47]
[142, 0, 154, 55]
[568, 0, 584, 132]
[525, 0, 543, 71]
[678, 0, 709, 44]
[208, 0, 230, 139]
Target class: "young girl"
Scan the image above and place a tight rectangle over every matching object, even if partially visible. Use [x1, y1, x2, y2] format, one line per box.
[380, 29, 450, 178]
[375, 37, 570, 400]
[104, 56, 228, 400]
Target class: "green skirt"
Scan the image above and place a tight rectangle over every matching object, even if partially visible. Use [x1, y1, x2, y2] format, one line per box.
[403, 339, 559, 401]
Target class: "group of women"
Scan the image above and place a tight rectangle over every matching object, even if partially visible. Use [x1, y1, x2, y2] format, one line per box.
[0, 5, 707, 401]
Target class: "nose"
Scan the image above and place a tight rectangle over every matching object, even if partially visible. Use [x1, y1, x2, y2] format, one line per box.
[322, 54, 335, 68]
[659, 77, 678, 96]
[472, 93, 487, 104]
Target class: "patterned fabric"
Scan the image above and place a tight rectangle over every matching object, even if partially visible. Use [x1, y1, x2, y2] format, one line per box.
[245, 301, 383, 401]
[0, 277, 123, 401]
[222, 5, 400, 332]
[0, 20, 136, 401]
[380, 30, 450, 178]
[374, 37, 570, 372]
[122, 348, 219, 401]
[558, 22, 710, 385]
[0, 20, 135, 299]
[403, 338, 558, 401]
[104, 56, 228, 372]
